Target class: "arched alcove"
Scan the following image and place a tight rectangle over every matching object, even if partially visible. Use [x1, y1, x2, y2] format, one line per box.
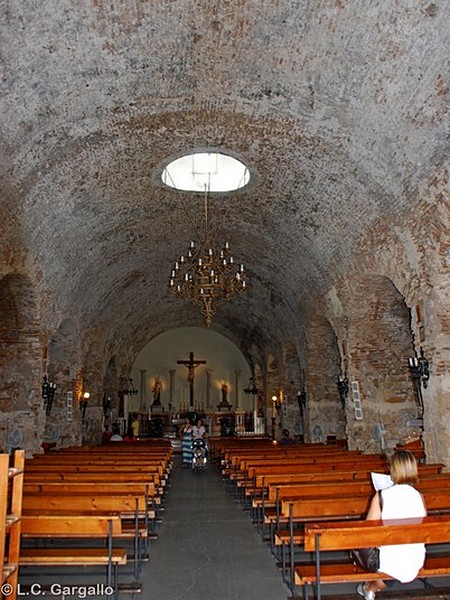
[0, 274, 42, 453]
[346, 275, 418, 452]
[304, 315, 344, 443]
[131, 327, 252, 413]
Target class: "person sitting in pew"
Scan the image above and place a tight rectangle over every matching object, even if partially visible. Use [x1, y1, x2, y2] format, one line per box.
[356, 449, 426, 600]
[124, 424, 137, 442]
[102, 425, 112, 443]
[279, 428, 295, 445]
[110, 424, 123, 442]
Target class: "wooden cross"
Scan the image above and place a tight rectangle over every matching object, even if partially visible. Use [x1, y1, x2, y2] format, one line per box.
[177, 351, 206, 407]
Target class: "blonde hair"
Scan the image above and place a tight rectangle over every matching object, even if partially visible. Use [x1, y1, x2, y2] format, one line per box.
[390, 450, 419, 485]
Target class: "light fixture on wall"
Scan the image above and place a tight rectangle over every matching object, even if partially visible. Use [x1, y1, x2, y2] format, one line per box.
[408, 347, 430, 388]
[79, 391, 90, 420]
[272, 394, 283, 415]
[408, 347, 429, 422]
[244, 377, 258, 395]
[337, 374, 349, 405]
[297, 389, 306, 412]
[42, 375, 57, 416]
[120, 378, 138, 396]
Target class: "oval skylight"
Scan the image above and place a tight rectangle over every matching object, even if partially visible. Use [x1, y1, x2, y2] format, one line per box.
[161, 152, 250, 192]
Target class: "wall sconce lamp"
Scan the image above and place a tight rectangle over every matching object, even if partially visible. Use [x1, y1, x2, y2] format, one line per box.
[120, 378, 138, 396]
[337, 375, 349, 404]
[42, 375, 57, 416]
[297, 389, 306, 412]
[102, 395, 111, 417]
[408, 347, 430, 388]
[272, 394, 283, 415]
[244, 377, 258, 395]
[408, 347, 429, 422]
[80, 391, 90, 419]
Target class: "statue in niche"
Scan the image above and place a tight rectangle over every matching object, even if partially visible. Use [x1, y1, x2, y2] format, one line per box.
[152, 377, 162, 406]
[218, 382, 231, 411]
[221, 383, 229, 402]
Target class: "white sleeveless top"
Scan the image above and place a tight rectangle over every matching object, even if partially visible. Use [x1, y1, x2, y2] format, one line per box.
[378, 484, 426, 582]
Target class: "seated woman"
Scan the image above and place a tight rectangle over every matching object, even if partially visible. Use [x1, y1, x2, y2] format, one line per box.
[356, 449, 426, 600]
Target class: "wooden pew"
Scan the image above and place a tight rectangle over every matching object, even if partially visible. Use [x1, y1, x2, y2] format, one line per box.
[295, 515, 450, 599]
[267, 472, 450, 505]
[22, 493, 153, 522]
[22, 490, 157, 580]
[275, 488, 450, 592]
[25, 463, 164, 475]
[223, 446, 365, 479]
[246, 462, 444, 512]
[19, 514, 127, 595]
[23, 479, 162, 520]
[21, 444, 174, 586]
[23, 471, 160, 483]
[234, 456, 389, 506]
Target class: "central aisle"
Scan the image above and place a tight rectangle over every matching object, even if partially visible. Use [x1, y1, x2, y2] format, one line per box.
[139, 456, 289, 600]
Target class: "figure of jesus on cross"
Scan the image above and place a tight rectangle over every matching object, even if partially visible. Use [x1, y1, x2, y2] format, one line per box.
[177, 351, 206, 407]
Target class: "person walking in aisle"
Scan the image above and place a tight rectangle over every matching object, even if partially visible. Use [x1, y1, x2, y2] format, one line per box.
[179, 417, 193, 467]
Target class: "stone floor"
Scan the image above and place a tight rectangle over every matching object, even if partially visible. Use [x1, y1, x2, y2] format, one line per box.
[18, 455, 450, 600]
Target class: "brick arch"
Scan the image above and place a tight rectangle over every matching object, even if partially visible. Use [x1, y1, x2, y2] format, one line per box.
[304, 314, 344, 443]
[278, 338, 304, 441]
[0, 273, 43, 453]
[345, 274, 418, 452]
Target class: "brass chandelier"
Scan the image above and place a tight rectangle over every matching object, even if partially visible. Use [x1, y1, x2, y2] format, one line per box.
[168, 190, 247, 327]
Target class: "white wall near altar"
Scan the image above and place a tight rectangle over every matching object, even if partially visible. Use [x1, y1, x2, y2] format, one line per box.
[131, 327, 252, 413]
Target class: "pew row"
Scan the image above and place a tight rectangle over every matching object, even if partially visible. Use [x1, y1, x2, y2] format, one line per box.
[295, 515, 450, 599]
[274, 488, 450, 592]
[19, 514, 127, 597]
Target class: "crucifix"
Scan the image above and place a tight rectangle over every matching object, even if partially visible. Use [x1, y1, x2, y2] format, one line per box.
[177, 351, 206, 407]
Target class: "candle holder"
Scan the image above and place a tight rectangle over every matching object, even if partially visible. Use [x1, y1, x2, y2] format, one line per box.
[408, 347, 430, 422]
[42, 375, 57, 416]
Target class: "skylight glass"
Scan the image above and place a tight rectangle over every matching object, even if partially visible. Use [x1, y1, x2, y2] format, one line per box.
[161, 152, 250, 192]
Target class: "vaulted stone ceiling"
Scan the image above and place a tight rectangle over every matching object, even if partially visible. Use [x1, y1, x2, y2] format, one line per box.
[1, 1, 448, 358]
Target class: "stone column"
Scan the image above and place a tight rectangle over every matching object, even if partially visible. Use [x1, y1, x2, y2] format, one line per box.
[234, 369, 242, 409]
[206, 369, 213, 409]
[169, 370, 176, 408]
[139, 369, 147, 410]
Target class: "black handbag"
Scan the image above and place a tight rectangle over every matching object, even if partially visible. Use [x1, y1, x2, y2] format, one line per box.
[350, 546, 380, 572]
